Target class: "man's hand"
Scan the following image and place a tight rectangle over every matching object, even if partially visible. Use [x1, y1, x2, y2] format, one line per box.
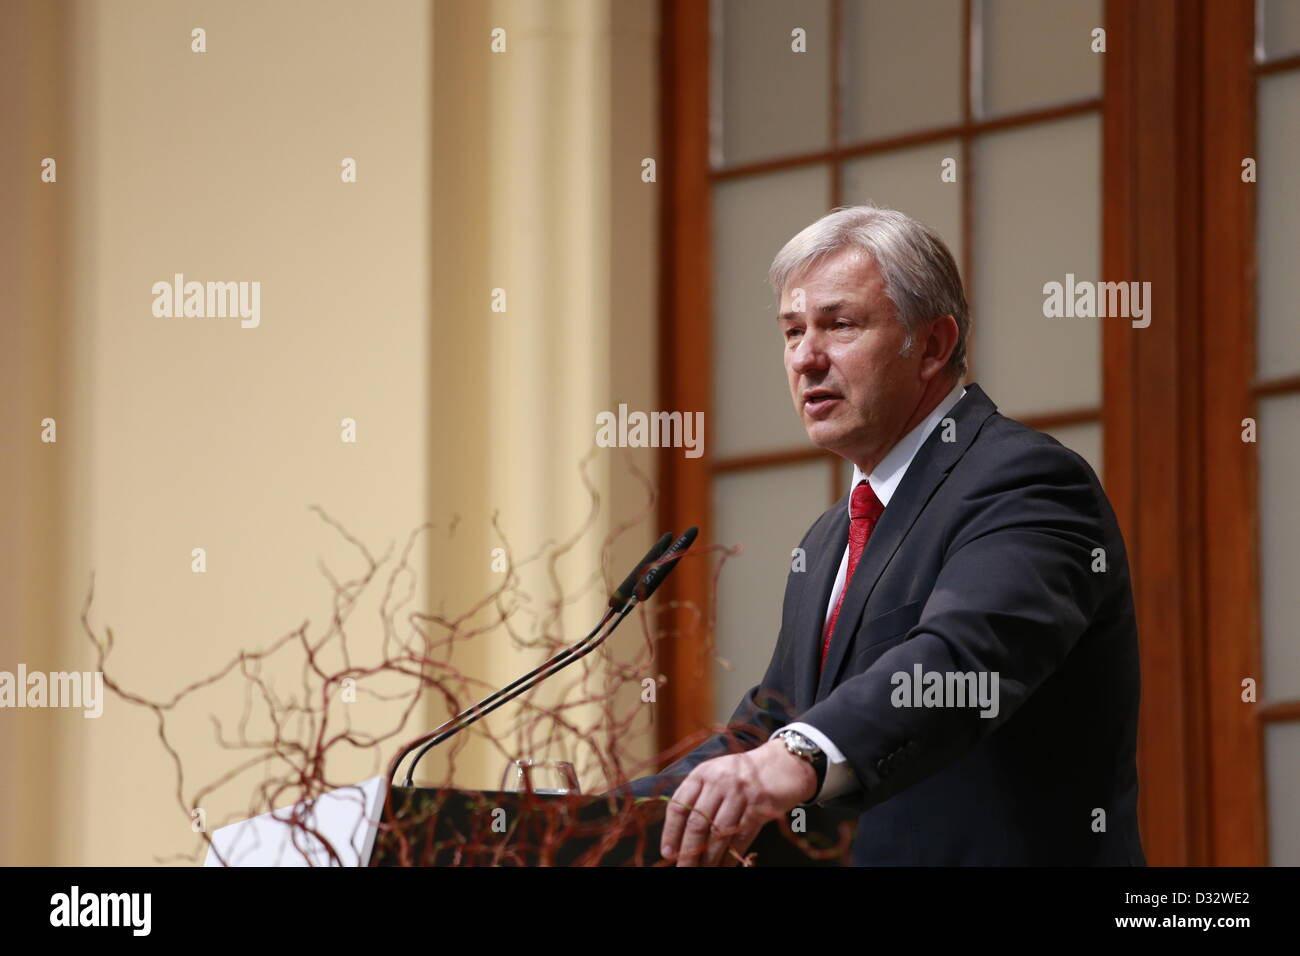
[660, 737, 818, 867]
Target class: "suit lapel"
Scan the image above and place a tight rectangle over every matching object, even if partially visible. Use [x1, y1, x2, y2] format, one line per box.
[813, 384, 999, 701]
[792, 496, 848, 709]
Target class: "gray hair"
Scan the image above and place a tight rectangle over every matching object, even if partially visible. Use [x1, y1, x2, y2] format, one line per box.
[767, 204, 970, 378]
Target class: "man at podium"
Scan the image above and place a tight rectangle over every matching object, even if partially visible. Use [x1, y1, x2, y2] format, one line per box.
[624, 206, 1145, 868]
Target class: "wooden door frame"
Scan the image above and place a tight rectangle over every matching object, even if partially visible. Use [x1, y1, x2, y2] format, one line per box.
[655, 0, 715, 759]
[1103, 0, 1265, 865]
[1199, 0, 1267, 866]
[1102, 0, 1208, 867]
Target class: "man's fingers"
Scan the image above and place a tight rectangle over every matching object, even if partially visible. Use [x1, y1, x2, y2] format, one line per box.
[660, 776, 702, 861]
[674, 784, 725, 867]
[727, 818, 765, 866]
[730, 803, 776, 865]
[702, 796, 743, 867]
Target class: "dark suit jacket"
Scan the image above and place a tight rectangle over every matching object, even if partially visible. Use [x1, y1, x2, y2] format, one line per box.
[626, 384, 1145, 865]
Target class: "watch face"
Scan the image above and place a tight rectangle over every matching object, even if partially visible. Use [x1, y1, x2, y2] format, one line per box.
[781, 731, 816, 756]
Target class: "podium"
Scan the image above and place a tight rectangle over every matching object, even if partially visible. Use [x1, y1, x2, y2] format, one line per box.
[370, 786, 858, 867]
[203, 779, 857, 866]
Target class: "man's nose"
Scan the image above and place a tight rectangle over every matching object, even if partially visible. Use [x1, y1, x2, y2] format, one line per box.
[789, 328, 829, 375]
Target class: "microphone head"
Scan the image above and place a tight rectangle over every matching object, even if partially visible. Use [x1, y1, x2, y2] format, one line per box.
[635, 526, 698, 602]
[609, 532, 673, 612]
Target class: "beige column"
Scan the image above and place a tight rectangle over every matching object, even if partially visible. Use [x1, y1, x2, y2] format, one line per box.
[427, 0, 660, 794]
[0, 0, 77, 868]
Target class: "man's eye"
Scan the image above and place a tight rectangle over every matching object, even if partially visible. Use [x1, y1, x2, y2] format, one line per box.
[785, 327, 803, 339]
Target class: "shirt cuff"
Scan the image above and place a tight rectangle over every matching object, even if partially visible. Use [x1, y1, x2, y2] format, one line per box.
[778, 721, 859, 803]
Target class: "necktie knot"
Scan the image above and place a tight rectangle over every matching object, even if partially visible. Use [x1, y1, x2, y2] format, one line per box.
[850, 480, 884, 522]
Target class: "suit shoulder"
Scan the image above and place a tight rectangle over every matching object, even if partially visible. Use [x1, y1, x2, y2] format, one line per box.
[944, 412, 1113, 545]
[962, 412, 1101, 489]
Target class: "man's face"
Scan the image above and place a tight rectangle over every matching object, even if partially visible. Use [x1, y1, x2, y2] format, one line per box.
[778, 248, 926, 471]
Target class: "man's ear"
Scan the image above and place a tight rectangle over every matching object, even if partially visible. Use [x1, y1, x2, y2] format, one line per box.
[920, 314, 959, 381]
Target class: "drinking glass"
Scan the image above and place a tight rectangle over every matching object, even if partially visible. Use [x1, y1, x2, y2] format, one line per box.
[499, 759, 580, 795]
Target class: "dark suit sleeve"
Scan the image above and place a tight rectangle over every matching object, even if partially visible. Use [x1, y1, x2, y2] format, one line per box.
[617, 680, 795, 799]
[614, 515, 828, 799]
[798, 440, 1111, 811]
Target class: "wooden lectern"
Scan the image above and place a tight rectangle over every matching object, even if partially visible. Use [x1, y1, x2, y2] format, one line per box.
[371, 786, 858, 866]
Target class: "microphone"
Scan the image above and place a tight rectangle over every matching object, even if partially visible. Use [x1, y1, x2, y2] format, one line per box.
[636, 526, 698, 601]
[393, 530, 682, 787]
[610, 532, 673, 612]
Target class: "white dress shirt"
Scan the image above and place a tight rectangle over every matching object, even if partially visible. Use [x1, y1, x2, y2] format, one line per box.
[778, 381, 966, 803]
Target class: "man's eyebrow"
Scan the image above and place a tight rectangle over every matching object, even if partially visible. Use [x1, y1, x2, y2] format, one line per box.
[777, 299, 848, 322]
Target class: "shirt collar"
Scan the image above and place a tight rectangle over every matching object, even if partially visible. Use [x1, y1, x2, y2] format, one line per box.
[849, 381, 967, 509]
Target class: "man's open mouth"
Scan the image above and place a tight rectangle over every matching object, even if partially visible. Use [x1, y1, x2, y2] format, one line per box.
[803, 390, 842, 413]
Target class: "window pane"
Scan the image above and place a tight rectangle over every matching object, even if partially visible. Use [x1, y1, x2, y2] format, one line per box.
[841, 139, 965, 273]
[1262, 0, 1300, 61]
[841, 0, 963, 142]
[972, 113, 1101, 417]
[714, 164, 832, 458]
[716, 0, 831, 166]
[1257, 71, 1300, 380]
[713, 461, 832, 724]
[1265, 722, 1300, 865]
[1258, 393, 1300, 702]
[980, 0, 1102, 117]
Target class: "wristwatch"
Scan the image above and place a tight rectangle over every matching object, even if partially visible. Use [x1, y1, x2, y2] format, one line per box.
[773, 728, 827, 795]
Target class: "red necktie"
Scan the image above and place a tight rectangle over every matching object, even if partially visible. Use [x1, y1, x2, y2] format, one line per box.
[820, 480, 885, 673]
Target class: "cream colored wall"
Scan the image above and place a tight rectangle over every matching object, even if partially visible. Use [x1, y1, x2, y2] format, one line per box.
[65, 0, 435, 867]
[1, 0, 659, 865]
[426, 0, 660, 795]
